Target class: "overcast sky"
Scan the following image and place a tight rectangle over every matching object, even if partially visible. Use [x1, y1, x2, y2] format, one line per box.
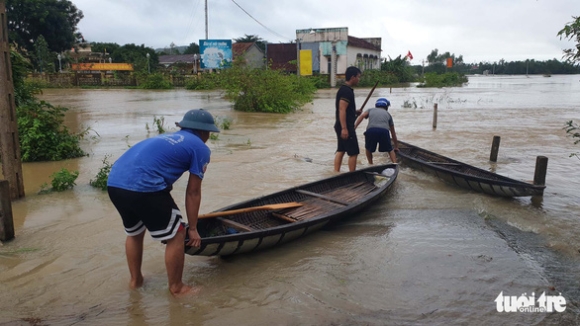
[70, 0, 579, 64]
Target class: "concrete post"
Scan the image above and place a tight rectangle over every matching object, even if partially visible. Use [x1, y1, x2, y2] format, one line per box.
[330, 42, 337, 88]
[0, 180, 15, 241]
[0, 3, 25, 200]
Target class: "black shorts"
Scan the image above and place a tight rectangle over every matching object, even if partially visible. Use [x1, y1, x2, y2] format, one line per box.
[108, 186, 185, 241]
[335, 127, 360, 156]
[364, 128, 393, 153]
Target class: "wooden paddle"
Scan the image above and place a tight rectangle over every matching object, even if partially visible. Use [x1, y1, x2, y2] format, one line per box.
[358, 80, 379, 113]
[198, 202, 303, 219]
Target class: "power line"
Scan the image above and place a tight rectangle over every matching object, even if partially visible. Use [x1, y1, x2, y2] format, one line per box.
[230, 0, 292, 41]
[183, 0, 204, 44]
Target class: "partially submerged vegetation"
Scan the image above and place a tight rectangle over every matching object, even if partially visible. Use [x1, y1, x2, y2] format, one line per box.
[187, 58, 318, 113]
[559, 16, 580, 161]
[90, 155, 113, 191]
[12, 50, 87, 162]
[222, 63, 317, 113]
[40, 168, 79, 193]
[565, 120, 579, 160]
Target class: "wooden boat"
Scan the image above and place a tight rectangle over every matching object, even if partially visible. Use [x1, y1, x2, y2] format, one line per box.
[396, 141, 545, 197]
[186, 164, 399, 256]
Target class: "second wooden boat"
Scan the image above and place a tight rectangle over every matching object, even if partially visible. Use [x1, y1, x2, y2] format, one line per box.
[396, 141, 544, 197]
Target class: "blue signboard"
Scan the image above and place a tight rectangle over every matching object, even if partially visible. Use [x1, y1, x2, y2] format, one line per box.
[199, 39, 232, 69]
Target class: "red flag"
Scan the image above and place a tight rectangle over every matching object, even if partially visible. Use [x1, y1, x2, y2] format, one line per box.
[406, 51, 413, 60]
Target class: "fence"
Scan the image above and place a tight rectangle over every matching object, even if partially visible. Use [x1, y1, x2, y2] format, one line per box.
[29, 72, 137, 87]
[27, 73, 202, 88]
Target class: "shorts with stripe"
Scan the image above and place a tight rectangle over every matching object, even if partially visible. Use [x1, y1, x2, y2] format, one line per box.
[334, 126, 360, 156]
[107, 186, 186, 241]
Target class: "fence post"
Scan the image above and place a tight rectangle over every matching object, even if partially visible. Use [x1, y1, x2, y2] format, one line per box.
[0, 180, 15, 241]
[489, 136, 501, 162]
[533, 156, 548, 187]
[432, 103, 438, 129]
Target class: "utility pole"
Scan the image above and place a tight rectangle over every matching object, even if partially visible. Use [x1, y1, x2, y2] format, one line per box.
[205, 0, 208, 40]
[0, 2, 25, 200]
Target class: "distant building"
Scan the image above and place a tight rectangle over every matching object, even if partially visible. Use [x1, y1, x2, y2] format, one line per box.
[266, 43, 299, 73]
[159, 54, 197, 67]
[232, 42, 265, 69]
[347, 36, 382, 71]
[69, 42, 112, 63]
[266, 27, 382, 78]
[158, 54, 197, 73]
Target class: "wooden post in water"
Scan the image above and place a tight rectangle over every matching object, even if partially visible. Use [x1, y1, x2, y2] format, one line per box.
[432, 103, 438, 129]
[0, 2, 25, 200]
[533, 156, 548, 188]
[0, 180, 15, 241]
[489, 136, 501, 162]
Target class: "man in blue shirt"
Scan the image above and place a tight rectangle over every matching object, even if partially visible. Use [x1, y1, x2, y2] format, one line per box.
[108, 109, 219, 297]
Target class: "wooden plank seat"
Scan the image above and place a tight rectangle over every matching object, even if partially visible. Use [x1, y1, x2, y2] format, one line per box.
[269, 182, 376, 224]
[217, 217, 255, 232]
[295, 189, 349, 206]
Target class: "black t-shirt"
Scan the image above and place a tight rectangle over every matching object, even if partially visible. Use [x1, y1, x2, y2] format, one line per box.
[334, 84, 356, 131]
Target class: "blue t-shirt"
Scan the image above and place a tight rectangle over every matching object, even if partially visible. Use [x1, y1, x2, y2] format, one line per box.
[107, 129, 211, 192]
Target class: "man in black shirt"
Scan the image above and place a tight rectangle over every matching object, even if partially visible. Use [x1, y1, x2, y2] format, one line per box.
[334, 66, 362, 172]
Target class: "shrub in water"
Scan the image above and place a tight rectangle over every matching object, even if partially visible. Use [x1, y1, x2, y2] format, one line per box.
[48, 168, 79, 192]
[17, 101, 86, 162]
[90, 155, 113, 191]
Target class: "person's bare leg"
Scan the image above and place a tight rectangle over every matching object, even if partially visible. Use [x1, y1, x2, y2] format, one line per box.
[126, 231, 145, 289]
[348, 155, 358, 171]
[365, 149, 373, 165]
[334, 151, 345, 172]
[389, 150, 397, 164]
[165, 228, 195, 296]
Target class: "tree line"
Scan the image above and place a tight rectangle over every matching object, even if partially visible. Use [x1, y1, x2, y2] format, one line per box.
[408, 49, 580, 75]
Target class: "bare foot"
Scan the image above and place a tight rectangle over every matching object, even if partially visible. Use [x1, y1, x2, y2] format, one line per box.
[171, 284, 201, 297]
[129, 274, 144, 289]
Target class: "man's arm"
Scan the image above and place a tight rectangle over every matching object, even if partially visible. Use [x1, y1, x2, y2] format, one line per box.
[354, 111, 369, 129]
[185, 173, 203, 247]
[390, 124, 399, 151]
[339, 99, 349, 139]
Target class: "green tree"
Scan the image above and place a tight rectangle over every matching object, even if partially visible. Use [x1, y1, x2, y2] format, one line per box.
[381, 55, 415, 83]
[90, 42, 121, 56]
[6, 0, 84, 54]
[558, 16, 580, 64]
[11, 50, 41, 107]
[11, 50, 86, 162]
[91, 43, 157, 72]
[559, 18, 580, 160]
[221, 58, 316, 113]
[32, 35, 53, 73]
[183, 42, 200, 54]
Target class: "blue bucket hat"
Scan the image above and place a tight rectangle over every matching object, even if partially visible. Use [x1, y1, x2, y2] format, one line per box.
[375, 98, 390, 108]
[178, 109, 220, 133]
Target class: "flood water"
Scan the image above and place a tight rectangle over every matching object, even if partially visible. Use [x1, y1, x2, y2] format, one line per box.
[1, 74, 580, 325]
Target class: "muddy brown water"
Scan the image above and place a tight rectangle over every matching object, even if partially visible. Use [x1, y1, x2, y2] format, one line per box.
[1, 75, 579, 325]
